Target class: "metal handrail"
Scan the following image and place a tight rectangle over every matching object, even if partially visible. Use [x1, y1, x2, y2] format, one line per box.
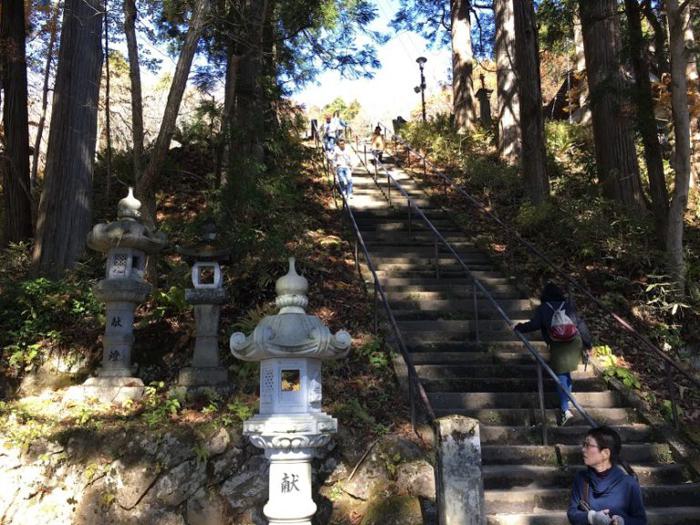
[352, 140, 597, 441]
[391, 136, 699, 428]
[313, 138, 436, 429]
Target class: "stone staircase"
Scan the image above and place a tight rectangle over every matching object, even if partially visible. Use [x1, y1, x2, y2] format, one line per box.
[343, 154, 700, 524]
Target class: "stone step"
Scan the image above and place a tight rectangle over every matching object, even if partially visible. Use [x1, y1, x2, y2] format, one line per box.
[371, 255, 492, 267]
[397, 319, 529, 332]
[386, 290, 521, 302]
[381, 282, 518, 295]
[410, 351, 553, 365]
[356, 220, 456, 231]
[482, 464, 689, 489]
[375, 262, 495, 274]
[479, 424, 655, 446]
[486, 508, 700, 525]
[352, 208, 443, 219]
[480, 443, 672, 466]
[403, 340, 548, 353]
[360, 232, 469, 243]
[377, 275, 512, 287]
[484, 483, 700, 513]
[414, 364, 595, 379]
[421, 376, 607, 393]
[429, 391, 621, 410]
[433, 407, 642, 426]
[390, 300, 530, 321]
[374, 268, 504, 280]
[400, 330, 536, 343]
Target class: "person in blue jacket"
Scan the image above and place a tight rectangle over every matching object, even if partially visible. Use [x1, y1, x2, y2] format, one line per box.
[514, 282, 592, 425]
[567, 426, 647, 525]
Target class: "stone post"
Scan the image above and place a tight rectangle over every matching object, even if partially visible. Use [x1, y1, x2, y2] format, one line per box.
[177, 222, 230, 390]
[436, 415, 485, 525]
[67, 188, 166, 403]
[230, 258, 351, 525]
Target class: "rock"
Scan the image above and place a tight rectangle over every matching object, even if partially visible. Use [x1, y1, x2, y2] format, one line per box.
[211, 446, 244, 483]
[113, 459, 161, 509]
[186, 488, 228, 525]
[205, 427, 230, 457]
[395, 460, 435, 500]
[360, 495, 423, 525]
[375, 435, 425, 463]
[153, 458, 207, 506]
[19, 352, 89, 396]
[341, 448, 390, 501]
[219, 455, 268, 511]
[156, 433, 195, 470]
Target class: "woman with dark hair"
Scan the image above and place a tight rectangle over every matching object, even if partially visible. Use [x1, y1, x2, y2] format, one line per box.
[514, 282, 592, 425]
[567, 426, 647, 525]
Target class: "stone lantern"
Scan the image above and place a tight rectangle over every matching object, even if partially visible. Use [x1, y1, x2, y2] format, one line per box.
[177, 221, 230, 390]
[230, 258, 351, 525]
[71, 188, 166, 403]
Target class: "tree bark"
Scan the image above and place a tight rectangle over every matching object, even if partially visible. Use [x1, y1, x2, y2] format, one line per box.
[228, 0, 268, 194]
[103, 0, 113, 204]
[513, 0, 549, 204]
[124, 0, 144, 182]
[214, 51, 240, 186]
[681, 5, 699, 188]
[135, 0, 211, 227]
[31, 1, 60, 191]
[31, 0, 103, 276]
[578, 0, 646, 210]
[641, 0, 670, 76]
[451, 0, 476, 132]
[665, 0, 692, 292]
[572, 13, 591, 124]
[625, 0, 669, 241]
[1, 0, 34, 244]
[494, 0, 521, 164]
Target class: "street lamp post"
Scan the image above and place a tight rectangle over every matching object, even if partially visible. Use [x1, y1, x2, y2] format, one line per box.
[415, 56, 427, 122]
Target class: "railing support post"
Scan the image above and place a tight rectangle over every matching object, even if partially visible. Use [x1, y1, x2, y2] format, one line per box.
[537, 362, 548, 446]
[434, 237, 440, 279]
[373, 281, 379, 334]
[407, 200, 412, 238]
[354, 239, 359, 275]
[666, 360, 679, 429]
[364, 144, 367, 167]
[387, 172, 391, 205]
[473, 281, 479, 344]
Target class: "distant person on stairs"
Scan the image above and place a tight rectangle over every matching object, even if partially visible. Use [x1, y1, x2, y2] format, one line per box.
[567, 426, 647, 525]
[370, 125, 386, 163]
[514, 282, 592, 426]
[332, 138, 355, 199]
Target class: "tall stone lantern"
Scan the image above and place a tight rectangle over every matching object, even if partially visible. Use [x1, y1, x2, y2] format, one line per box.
[75, 188, 166, 403]
[177, 221, 230, 391]
[230, 258, 351, 525]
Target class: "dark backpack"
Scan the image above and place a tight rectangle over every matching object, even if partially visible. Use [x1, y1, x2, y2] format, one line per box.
[546, 302, 578, 342]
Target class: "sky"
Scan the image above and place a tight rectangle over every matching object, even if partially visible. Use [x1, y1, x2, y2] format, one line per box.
[291, 0, 452, 126]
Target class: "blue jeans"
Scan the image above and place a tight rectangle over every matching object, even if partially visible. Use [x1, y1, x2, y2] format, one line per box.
[337, 167, 352, 197]
[556, 372, 572, 412]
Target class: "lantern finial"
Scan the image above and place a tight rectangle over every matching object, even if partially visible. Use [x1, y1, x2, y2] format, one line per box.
[275, 257, 309, 312]
[118, 187, 141, 220]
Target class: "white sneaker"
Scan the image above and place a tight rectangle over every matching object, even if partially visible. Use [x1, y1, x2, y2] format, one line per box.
[560, 409, 574, 426]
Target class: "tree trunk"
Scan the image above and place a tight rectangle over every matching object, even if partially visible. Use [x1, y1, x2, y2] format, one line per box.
[572, 13, 591, 124]
[451, 0, 476, 132]
[681, 5, 699, 188]
[31, 0, 103, 276]
[135, 0, 211, 227]
[641, 0, 670, 76]
[103, 0, 113, 204]
[228, 0, 268, 194]
[31, 1, 60, 191]
[513, 0, 549, 204]
[625, 0, 669, 241]
[1, 0, 35, 244]
[665, 0, 692, 292]
[494, 0, 521, 164]
[579, 0, 646, 210]
[124, 0, 144, 182]
[214, 51, 240, 186]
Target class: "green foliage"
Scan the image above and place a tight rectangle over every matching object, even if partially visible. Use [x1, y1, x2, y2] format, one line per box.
[142, 381, 182, 428]
[595, 345, 641, 389]
[322, 97, 361, 121]
[0, 269, 101, 373]
[355, 338, 390, 370]
[150, 286, 189, 319]
[226, 399, 255, 422]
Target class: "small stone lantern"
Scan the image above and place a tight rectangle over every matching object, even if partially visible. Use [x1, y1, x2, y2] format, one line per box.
[69, 188, 166, 403]
[476, 73, 493, 126]
[230, 258, 351, 525]
[177, 221, 230, 390]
